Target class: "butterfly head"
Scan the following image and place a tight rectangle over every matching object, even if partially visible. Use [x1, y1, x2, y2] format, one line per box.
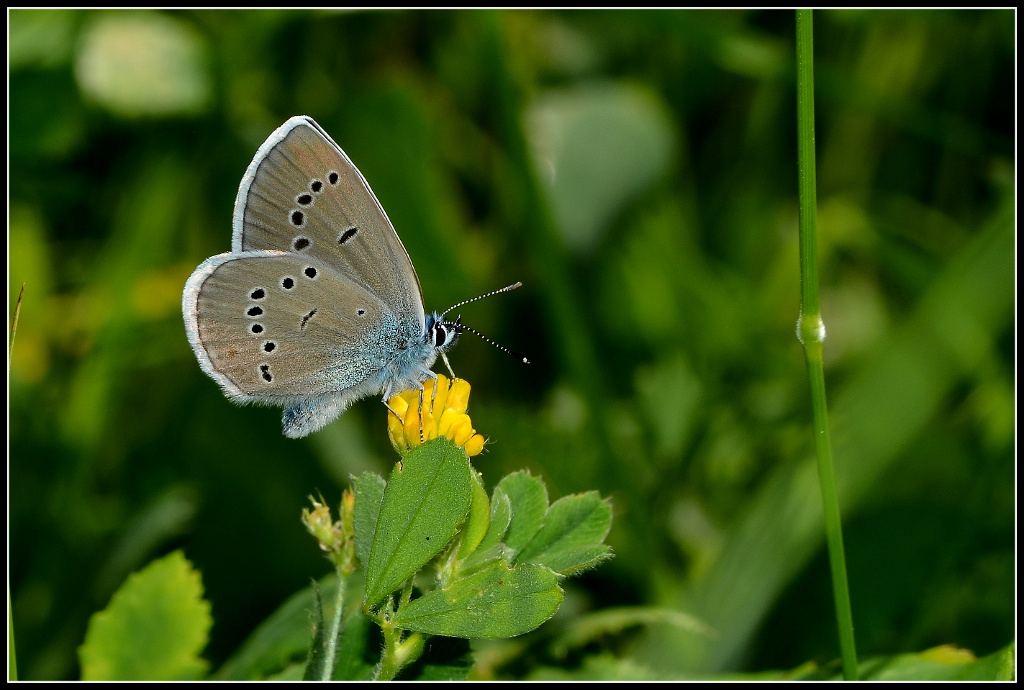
[426, 312, 462, 353]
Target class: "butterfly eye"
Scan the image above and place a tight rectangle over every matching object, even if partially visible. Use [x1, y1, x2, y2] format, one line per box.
[433, 324, 447, 347]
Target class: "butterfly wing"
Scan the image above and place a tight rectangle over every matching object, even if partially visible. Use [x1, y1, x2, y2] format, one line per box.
[232, 116, 425, 333]
[183, 251, 411, 403]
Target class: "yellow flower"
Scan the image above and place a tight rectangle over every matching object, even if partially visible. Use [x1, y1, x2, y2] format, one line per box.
[387, 375, 486, 457]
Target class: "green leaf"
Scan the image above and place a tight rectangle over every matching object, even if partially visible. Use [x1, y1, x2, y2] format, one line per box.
[456, 543, 516, 580]
[860, 643, 1016, 681]
[457, 490, 513, 576]
[497, 471, 548, 555]
[78, 550, 211, 680]
[457, 469, 491, 559]
[995, 641, 1016, 681]
[477, 487, 512, 554]
[393, 561, 563, 639]
[353, 471, 386, 568]
[363, 438, 474, 608]
[516, 492, 613, 574]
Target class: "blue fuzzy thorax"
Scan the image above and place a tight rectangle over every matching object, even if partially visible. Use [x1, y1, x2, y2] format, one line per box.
[371, 311, 460, 400]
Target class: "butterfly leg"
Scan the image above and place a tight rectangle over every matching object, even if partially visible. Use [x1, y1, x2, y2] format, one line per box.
[440, 351, 456, 381]
[423, 369, 439, 415]
[416, 384, 426, 444]
[384, 400, 404, 422]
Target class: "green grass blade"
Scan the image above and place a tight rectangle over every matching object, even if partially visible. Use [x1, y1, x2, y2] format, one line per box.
[795, 9, 857, 679]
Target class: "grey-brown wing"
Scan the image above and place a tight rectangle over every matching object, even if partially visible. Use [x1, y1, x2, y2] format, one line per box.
[182, 250, 400, 402]
[231, 116, 425, 334]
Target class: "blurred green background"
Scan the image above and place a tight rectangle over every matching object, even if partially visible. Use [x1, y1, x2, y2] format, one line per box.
[8, 9, 1014, 680]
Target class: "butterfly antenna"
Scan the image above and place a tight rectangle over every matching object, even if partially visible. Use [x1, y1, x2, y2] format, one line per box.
[441, 318, 530, 364]
[439, 282, 522, 318]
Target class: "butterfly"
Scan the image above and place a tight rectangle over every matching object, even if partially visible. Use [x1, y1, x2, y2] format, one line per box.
[182, 116, 522, 438]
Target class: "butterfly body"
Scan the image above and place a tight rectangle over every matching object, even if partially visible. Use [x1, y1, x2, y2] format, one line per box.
[183, 116, 460, 438]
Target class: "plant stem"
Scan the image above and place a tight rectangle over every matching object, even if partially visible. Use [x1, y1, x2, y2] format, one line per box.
[795, 9, 858, 681]
[375, 620, 424, 681]
[370, 585, 426, 681]
[318, 570, 348, 681]
[8, 278, 23, 364]
[8, 283, 22, 681]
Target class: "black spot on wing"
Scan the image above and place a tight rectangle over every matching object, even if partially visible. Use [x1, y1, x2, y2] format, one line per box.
[300, 309, 317, 330]
[338, 226, 358, 244]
